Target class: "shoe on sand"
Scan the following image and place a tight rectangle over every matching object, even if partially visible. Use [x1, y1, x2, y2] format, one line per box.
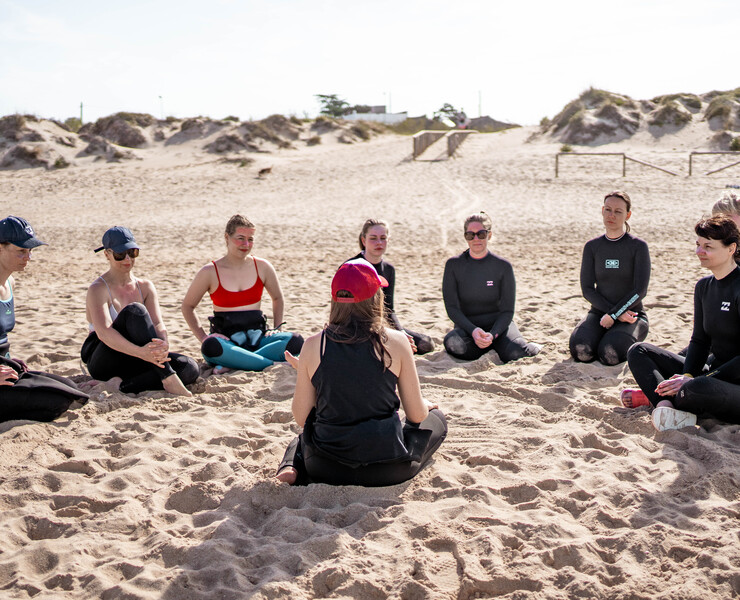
[620, 388, 650, 408]
[652, 406, 697, 432]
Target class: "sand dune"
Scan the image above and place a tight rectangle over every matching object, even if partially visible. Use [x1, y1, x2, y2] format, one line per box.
[1, 126, 739, 599]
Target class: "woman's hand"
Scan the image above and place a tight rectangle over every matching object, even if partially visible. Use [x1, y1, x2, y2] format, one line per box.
[472, 327, 493, 349]
[139, 339, 171, 367]
[0, 365, 19, 386]
[599, 314, 615, 329]
[284, 351, 299, 370]
[406, 333, 418, 354]
[617, 311, 638, 324]
[656, 374, 690, 397]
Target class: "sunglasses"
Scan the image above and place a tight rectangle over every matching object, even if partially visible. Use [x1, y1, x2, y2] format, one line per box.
[111, 248, 139, 261]
[464, 230, 489, 241]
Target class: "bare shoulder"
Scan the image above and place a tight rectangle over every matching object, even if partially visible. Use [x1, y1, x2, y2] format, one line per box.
[137, 278, 157, 294]
[385, 328, 412, 354]
[254, 256, 276, 273]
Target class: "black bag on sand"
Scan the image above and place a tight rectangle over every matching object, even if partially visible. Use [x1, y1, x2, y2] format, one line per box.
[0, 356, 89, 423]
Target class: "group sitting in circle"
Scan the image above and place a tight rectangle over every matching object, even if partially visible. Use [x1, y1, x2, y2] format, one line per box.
[3, 191, 740, 485]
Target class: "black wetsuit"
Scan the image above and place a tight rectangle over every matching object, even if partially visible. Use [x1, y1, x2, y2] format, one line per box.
[442, 249, 538, 362]
[81, 303, 199, 394]
[351, 253, 434, 355]
[570, 233, 650, 365]
[627, 266, 740, 423]
[277, 331, 447, 486]
[0, 281, 88, 423]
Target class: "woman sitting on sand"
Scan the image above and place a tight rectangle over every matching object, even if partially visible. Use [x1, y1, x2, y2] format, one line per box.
[81, 226, 198, 396]
[569, 191, 651, 366]
[623, 215, 740, 431]
[442, 212, 540, 363]
[181, 214, 303, 373]
[0, 216, 89, 422]
[276, 259, 447, 486]
[348, 218, 433, 355]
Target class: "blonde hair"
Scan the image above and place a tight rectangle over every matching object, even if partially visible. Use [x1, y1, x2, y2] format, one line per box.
[711, 191, 740, 218]
[225, 214, 255, 236]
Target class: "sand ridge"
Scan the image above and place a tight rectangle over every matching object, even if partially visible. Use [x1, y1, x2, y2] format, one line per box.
[1, 128, 739, 599]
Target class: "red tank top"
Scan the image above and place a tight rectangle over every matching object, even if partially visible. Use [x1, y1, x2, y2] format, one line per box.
[209, 258, 264, 308]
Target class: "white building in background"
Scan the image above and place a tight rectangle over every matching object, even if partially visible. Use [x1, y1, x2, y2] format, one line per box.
[343, 105, 408, 125]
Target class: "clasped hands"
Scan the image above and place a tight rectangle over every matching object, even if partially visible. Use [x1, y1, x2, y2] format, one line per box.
[140, 338, 170, 367]
[600, 311, 637, 329]
[472, 328, 495, 349]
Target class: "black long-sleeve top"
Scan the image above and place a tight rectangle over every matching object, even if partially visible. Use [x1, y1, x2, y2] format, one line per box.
[683, 266, 740, 382]
[351, 253, 403, 330]
[442, 250, 515, 337]
[580, 233, 651, 319]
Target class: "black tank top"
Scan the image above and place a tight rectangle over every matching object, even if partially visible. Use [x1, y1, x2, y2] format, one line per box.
[307, 331, 409, 466]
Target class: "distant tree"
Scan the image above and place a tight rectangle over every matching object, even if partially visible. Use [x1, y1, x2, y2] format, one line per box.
[433, 103, 459, 121]
[64, 116, 82, 132]
[315, 94, 350, 118]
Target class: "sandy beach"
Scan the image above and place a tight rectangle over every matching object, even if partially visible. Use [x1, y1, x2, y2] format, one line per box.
[1, 122, 739, 599]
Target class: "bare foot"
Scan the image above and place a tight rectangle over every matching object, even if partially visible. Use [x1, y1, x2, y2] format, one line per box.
[276, 467, 297, 485]
[213, 365, 232, 375]
[162, 374, 193, 397]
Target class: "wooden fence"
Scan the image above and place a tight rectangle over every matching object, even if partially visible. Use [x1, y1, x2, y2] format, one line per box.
[412, 131, 446, 159]
[689, 151, 740, 176]
[412, 130, 478, 160]
[555, 152, 678, 177]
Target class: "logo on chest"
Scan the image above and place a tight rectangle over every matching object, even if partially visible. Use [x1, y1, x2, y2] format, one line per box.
[486, 281, 494, 287]
[721, 301, 731, 312]
[605, 259, 620, 269]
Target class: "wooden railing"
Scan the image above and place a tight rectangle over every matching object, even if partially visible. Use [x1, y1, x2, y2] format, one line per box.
[555, 152, 678, 177]
[689, 151, 740, 176]
[412, 131, 446, 159]
[447, 130, 477, 158]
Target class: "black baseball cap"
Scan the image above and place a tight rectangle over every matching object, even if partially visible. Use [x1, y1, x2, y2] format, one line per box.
[94, 226, 140, 253]
[0, 216, 47, 248]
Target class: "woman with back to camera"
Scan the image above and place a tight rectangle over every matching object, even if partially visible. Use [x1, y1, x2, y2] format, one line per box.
[275, 258, 447, 486]
[442, 212, 540, 363]
[182, 214, 303, 373]
[349, 218, 433, 355]
[0, 216, 89, 422]
[82, 226, 198, 396]
[569, 191, 651, 368]
[624, 215, 740, 430]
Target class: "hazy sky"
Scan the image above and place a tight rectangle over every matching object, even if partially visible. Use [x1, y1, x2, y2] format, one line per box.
[1, 0, 738, 125]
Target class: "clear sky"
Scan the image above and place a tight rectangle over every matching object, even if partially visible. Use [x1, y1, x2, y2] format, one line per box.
[1, 0, 738, 126]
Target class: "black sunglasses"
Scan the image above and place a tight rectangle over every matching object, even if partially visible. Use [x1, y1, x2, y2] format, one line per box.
[464, 230, 489, 241]
[111, 248, 139, 261]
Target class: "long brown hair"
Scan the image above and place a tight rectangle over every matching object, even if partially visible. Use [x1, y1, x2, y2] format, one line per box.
[326, 288, 391, 368]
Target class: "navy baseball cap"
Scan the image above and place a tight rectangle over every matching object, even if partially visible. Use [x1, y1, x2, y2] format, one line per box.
[94, 226, 140, 253]
[0, 216, 47, 248]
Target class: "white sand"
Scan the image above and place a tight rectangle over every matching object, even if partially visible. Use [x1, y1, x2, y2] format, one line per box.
[1, 127, 739, 599]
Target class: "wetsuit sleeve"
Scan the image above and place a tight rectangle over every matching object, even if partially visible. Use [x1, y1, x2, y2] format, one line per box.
[489, 262, 515, 338]
[699, 285, 740, 383]
[442, 259, 478, 335]
[683, 280, 711, 377]
[608, 240, 651, 319]
[383, 265, 403, 330]
[580, 243, 613, 314]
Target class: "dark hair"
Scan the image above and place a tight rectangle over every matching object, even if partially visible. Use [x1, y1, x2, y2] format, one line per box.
[327, 288, 391, 369]
[358, 219, 389, 250]
[463, 212, 492, 232]
[225, 214, 255, 236]
[604, 190, 632, 233]
[695, 215, 740, 260]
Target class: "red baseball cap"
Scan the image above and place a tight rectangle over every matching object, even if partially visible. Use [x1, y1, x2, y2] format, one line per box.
[331, 258, 388, 303]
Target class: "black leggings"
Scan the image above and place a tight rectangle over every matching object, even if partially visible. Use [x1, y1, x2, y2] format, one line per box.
[278, 409, 448, 487]
[443, 322, 538, 363]
[404, 328, 434, 355]
[82, 303, 199, 394]
[627, 342, 740, 423]
[0, 356, 89, 423]
[570, 310, 649, 365]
